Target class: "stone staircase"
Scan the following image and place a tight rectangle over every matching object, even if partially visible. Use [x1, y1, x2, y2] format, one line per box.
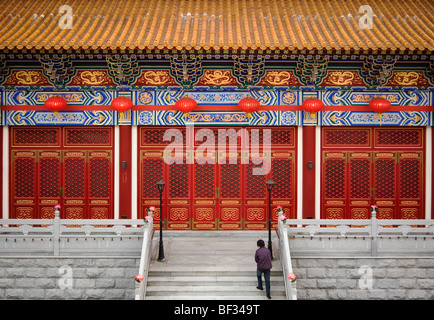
[144, 231, 286, 300]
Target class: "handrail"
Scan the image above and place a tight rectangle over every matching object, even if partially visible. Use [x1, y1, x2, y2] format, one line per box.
[135, 218, 154, 300]
[277, 212, 297, 300]
[0, 213, 149, 256]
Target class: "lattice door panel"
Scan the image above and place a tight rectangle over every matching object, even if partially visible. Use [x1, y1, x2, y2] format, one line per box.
[322, 152, 347, 219]
[168, 158, 192, 230]
[373, 152, 397, 220]
[244, 158, 268, 229]
[218, 152, 242, 230]
[322, 127, 425, 221]
[62, 151, 87, 219]
[271, 151, 295, 223]
[398, 152, 423, 219]
[193, 154, 216, 230]
[88, 151, 112, 220]
[11, 127, 61, 147]
[38, 151, 61, 219]
[11, 151, 37, 219]
[10, 127, 115, 220]
[140, 151, 164, 228]
[138, 126, 298, 230]
[349, 153, 372, 220]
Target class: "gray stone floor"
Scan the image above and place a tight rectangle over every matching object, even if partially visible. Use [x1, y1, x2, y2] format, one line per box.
[149, 230, 282, 272]
[145, 230, 285, 300]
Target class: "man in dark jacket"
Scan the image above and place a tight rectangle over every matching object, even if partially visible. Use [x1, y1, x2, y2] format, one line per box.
[255, 239, 272, 299]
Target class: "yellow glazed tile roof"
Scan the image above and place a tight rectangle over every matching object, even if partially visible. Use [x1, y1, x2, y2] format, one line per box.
[0, 0, 432, 51]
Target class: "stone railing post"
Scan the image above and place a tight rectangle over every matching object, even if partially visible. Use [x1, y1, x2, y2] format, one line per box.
[53, 210, 60, 256]
[370, 210, 377, 256]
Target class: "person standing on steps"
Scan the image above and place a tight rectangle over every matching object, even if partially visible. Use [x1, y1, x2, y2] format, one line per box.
[255, 239, 272, 299]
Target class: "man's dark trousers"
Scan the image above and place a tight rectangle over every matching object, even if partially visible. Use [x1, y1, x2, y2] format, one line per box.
[257, 268, 271, 297]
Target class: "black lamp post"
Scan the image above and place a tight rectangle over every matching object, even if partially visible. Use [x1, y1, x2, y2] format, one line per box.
[266, 179, 274, 260]
[157, 180, 165, 262]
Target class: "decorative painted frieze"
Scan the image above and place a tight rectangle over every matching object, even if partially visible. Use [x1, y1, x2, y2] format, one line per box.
[233, 56, 266, 87]
[39, 55, 75, 88]
[2, 108, 431, 127]
[321, 90, 429, 106]
[4, 89, 114, 105]
[106, 56, 141, 86]
[169, 55, 203, 88]
[3, 110, 115, 126]
[319, 111, 430, 126]
[360, 56, 396, 87]
[295, 56, 329, 86]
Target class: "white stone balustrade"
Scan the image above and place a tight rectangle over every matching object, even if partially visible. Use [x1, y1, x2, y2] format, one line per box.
[0, 212, 152, 256]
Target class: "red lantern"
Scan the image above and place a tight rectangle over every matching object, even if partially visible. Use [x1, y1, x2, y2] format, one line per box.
[302, 97, 324, 120]
[111, 96, 133, 118]
[238, 96, 260, 117]
[175, 97, 197, 115]
[369, 97, 391, 118]
[44, 96, 67, 116]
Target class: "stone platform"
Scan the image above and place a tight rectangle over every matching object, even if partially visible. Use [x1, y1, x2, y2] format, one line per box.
[145, 230, 286, 300]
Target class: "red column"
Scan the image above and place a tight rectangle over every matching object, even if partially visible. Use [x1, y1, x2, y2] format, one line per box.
[119, 125, 132, 219]
[302, 126, 316, 219]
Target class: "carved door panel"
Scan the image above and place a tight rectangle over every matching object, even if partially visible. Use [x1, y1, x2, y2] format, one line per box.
[218, 151, 242, 230]
[168, 158, 192, 230]
[140, 150, 164, 228]
[322, 151, 347, 219]
[349, 152, 372, 220]
[193, 158, 217, 230]
[62, 150, 113, 219]
[322, 127, 425, 220]
[38, 151, 61, 219]
[243, 158, 268, 229]
[88, 151, 113, 219]
[271, 151, 296, 222]
[62, 151, 86, 219]
[138, 126, 297, 230]
[11, 151, 38, 219]
[397, 152, 423, 219]
[373, 152, 397, 220]
[10, 127, 114, 220]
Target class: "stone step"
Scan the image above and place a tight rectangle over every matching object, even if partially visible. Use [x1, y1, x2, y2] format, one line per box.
[147, 279, 284, 288]
[147, 285, 286, 293]
[145, 270, 286, 300]
[144, 232, 286, 300]
[145, 295, 286, 300]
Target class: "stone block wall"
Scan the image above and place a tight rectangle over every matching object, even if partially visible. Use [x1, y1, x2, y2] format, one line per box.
[0, 256, 433, 299]
[0, 257, 140, 300]
[292, 257, 434, 300]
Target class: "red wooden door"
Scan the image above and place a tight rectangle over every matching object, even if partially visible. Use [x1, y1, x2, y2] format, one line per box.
[218, 151, 242, 230]
[139, 126, 297, 230]
[11, 150, 38, 219]
[322, 127, 425, 220]
[10, 127, 114, 220]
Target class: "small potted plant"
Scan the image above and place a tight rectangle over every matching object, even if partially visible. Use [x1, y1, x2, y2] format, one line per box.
[135, 274, 144, 283]
[144, 206, 155, 224]
[287, 272, 296, 283]
[277, 206, 287, 224]
[54, 204, 61, 215]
